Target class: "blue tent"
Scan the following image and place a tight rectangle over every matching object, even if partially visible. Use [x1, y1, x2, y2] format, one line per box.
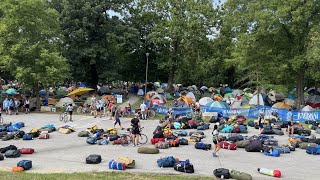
[225, 87, 232, 94]
[206, 101, 229, 109]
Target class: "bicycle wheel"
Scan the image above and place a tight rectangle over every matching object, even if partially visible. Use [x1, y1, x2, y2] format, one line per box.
[121, 135, 131, 146]
[63, 113, 68, 123]
[139, 134, 148, 144]
[77, 107, 82, 114]
[59, 113, 64, 121]
[148, 110, 155, 118]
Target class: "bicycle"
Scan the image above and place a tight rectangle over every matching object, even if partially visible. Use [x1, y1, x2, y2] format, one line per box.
[137, 108, 156, 119]
[120, 127, 148, 146]
[59, 104, 69, 122]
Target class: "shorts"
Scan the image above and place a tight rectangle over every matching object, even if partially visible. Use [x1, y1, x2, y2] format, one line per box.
[114, 118, 121, 126]
[25, 104, 30, 108]
[9, 107, 14, 111]
[100, 107, 104, 111]
[112, 112, 115, 117]
[132, 127, 140, 135]
[69, 111, 73, 116]
[196, 109, 200, 112]
[259, 123, 263, 128]
[213, 140, 218, 145]
[288, 122, 292, 127]
[97, 108, 100, 112]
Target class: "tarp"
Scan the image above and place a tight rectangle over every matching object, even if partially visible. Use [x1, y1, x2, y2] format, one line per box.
[67, 88, 94, 96]
[55, 97, 75, 108]
[199, 97, 213, 106]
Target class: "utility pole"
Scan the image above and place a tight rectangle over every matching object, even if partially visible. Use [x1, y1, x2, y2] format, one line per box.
[145, 53, 150, 100]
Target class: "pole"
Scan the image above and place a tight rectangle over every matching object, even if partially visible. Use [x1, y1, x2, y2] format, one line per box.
[145, 53, 150, 99]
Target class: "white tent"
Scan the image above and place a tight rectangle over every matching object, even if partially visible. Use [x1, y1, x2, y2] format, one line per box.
[284, 98, 295, 106]
[307, 95, 320, 104]
[137, 89, 144, 96]
[232, 89, 243, 97]
[302, 105, 313, 111]
[199, 97, 213, 106]
[249, 94, 264, 106]
[151, 94, 167, 104]
[56, 97, 75, 108]
[231, 101, 242, 109]
[186, 92, 196, 102]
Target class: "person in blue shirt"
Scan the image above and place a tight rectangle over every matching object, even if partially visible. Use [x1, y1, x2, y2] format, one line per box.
[287, 109, 293, 136]
[8, 98, 14, 115]
[2, 98, 9, 115]
[98, 99, 105, 118]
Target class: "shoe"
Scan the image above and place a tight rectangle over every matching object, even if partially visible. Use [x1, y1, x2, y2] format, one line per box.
[70, 120, 73, 122]
[137, 143, 140, 147]
[212, 153, 218, 157]
[121, 128, 125, 130]
[133, 144, 136, 147]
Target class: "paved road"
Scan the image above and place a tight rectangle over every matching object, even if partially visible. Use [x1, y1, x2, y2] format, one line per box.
[0, 113, 319, 180]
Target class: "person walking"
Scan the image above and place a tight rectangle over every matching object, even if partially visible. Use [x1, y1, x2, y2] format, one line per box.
[98, 99, 105, 118]
[287, 109, 294, 136]
[212, 123, 221, 157]
[3, 98, 9, 115]
[24, 97, 30, 114]
[140, 101, 147, 120]
[258, 113, 264, 134]
[113, 107, 125, 130]
[131, 113, 141, 147]
[65, 103, 74, 122]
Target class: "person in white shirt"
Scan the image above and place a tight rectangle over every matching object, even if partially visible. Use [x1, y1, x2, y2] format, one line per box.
[140, 101, 147, 120]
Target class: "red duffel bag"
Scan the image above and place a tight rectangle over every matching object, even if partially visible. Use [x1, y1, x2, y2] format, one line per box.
[19, 148, 35, 154]
[220, 142, 237, 150]
[151, 138, 165, 145]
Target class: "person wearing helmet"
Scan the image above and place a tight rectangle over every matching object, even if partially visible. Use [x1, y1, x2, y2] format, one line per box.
[131, 113, 141, 147]
[212, 123, 221, 157]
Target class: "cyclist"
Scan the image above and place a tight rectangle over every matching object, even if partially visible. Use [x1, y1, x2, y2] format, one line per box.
[131, 113, 141, 147]
[65, 103, 74, 122]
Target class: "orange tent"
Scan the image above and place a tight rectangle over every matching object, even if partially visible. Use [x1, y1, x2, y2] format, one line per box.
[48, 98, 57, 105]
[102, 95, 116, 104]
[177, 96, 194, 106]
[272, 102, 291, 110]
[213, 95, 223, 101]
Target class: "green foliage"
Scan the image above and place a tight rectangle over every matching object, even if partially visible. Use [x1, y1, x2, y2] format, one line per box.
[0, 0, 69, 90]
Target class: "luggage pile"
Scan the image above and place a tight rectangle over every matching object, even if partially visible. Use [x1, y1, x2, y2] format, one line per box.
[214, 168, 252, 180]
[1, 122, 26, 141]
[58, 125, 75, 134]
[12, 160, 33, 172]
[0, 145, 35, 161]
[157, 156, 195, 173]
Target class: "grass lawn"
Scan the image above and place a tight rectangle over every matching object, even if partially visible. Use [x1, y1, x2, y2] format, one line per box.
[0, 171, 215, 180]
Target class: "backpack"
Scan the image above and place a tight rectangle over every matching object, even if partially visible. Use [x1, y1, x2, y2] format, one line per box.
[58, 128, 71, 134]
[19, 148, 35, 154]
[153, 130, 164, 138]
[197, 126, 205, 130]
[151, 138, 165, 145]
[235, 140, 250, 148]
[22, 134, 33, 140]
[108, 135, 120, 141]
[157, 156, 176, 167]
[264, 150, 280, 157]
[5, 150, 21, 158]
[221, 125, 233, 133]
[238, 125, 248, 133]
[0, 154, 3, 161]
[108, 160, 126, 170]
[17, 160, 32, 170]
[272, 129, 284, 136]
[117, 156, 135, 168]
[306, 146, 320, 155]
[189, 136, 201, 142]
[273, 147, 290, 154]
[263, 139, 278, 146]
[97, 138, 109, 145]
[0, 145, 17, 153]
[155, 142, 170, 149]
[173, 122, 181, 129]
[14, 131, 25, 139]
[245, 140, 262, 152]
[299, 142, 317, 149]
[174, 130, 187, 137]
[298, 129, 311, 136]
[38, 133, 50, 139]
[86, 137, 98, 145]
[214, 168, 231, 179]
[248, 120, 254, 127]
[179, 138, 189, 145]
[261, 146, 273, 153]
[195, 142, 211, 150]
[230, 170, 252, 180]
[16, 122, 25, 128]
[86, 154, 102, 164]
[189, 131, 205, 136]
[227, 135, 244, 142]
[2, 133, 14, 141]
[173, 160, 194, 173]
[78, 131, 90, 137]
[168, 138, 179, 147]
[210, 116, 219, 123]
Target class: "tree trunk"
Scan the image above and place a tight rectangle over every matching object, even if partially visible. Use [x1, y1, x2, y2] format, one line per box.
[89, 63, 98, 89]
[35, 84, 41, 109]
[167, 70, 175, 93]
[296, 72, 305, 110]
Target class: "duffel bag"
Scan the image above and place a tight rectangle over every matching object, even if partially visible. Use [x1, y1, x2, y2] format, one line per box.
[174, 130, 187, 137]
[189, 131, 205, 136]
[230, 169, 252, 180]
[272, 129, 284, 136]
[233, 127, 241, 133]
[191, 133, 205, 139]
[227, 135, 244, 142]
[173, 122, 181, 129]
[0, 154, 3, 161]
[165, 134, 176, 140]
[137, 147, 159, 154]
[113, 139, 128, 145]
[2, 134, 14, 141]
[22, 134, 33, 140]
[306, 146, 320, 155]
[58, 128, 71, 134]
[174, 160, 194, 173]
[263, 139, 278, 146]
[157, 156, 176, 167]
[39, 128, 53, 133]
[97, 138, 109, 145]
[273, 147, 290, 154]
[5, 150, 21, 158]
[153, 131, 164, 138]
[261, 146, 273, 153]
[168, 138, 179, 147]
[235, 140, 250, 148]
[155, 142, 170, 149]
[0, 145, 17, 153]
[248, 120, 254, 127]
[117, 156, 135, 168]
[210, 116, 219, 123]
[179, 138, 189, 145]
[195, 142, 211, 150]
[19, 148, 34, 154]
[108, 135, 120, 141]
[197, 126, 205, 130]
[298, 129, 311, 136]
[221, 125, 233, 133]
[86, 154, 101, 164]
[16, 122, 25, 128]
[264, 150, 280, 157]
[151, 138, 165, 145]
[245, 140, 262, 152]
[214, 168, 231, 179]
[0, 132, 8, 138]
[12, 167, 24, 172]
[261, 129, 274, 135]
[299, 142, 317, 149]
[13, 131, 25, 139]
[38, 133, 50, 139]
[78, 131, 89, 137]
[86, 137, 97, 145]
[17, 160, 32, 170]
[108, 160, 126, 170]
[188, 137, 201, 142]
[220, 141, 237, 150]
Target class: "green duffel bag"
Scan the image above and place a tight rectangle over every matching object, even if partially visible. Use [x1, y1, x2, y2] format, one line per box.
[231, 170, 252, 180]
[2, 134, 14, 141]
[299, 142, 317, 149]
[235, 140, 250, 148]
[78, 131, 89, 137]
[137, 147, 159, 154]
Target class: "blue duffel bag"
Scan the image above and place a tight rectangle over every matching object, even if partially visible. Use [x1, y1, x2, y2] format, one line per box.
[17, 160, 32, 170]
[157, 156, 176, 167]
[108, 160, 126, 170]
[22, 134, 33, 140]
[264, 150, 280, 157]
[306, 145, 320, 155]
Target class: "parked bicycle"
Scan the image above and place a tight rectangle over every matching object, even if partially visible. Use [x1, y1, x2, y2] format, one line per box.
[59, 104, 69, 122]
[137, 108, 156, 119]
[120, 127, 148, 146]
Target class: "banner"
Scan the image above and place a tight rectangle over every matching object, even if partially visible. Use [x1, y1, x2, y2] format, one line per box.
[152, 105, 320, 121]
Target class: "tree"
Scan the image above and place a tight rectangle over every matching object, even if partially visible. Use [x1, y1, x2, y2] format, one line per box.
[223, 0, 320, 108]
[0, 0, 69, 107]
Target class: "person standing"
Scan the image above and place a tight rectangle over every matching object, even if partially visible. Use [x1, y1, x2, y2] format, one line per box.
[8, 98, 14, 115]
[131, 113, 141, 147]
[113, 107, 124, 130]
[258, 113, 264, 134]
[287, 109, 294, 136]
[14, 98, 20, 115]
[3, 98, 9, 115]
[24, 97, 30, 114]
[98, 99, 105, 118]
[140, 101, 147, 120]
[108, 101, 114, 120]
[94, 100, 100, 118]
[65, 103, 74, 122]
[212, 123, 221, 157]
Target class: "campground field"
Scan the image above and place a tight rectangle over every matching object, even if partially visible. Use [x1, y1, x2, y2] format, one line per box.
[1, 113, 319, 180]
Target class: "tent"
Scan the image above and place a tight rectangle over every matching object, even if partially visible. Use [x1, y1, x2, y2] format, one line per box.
[272, 102, 291, 110]
[102, 95, 116, 103]
[268, 91, 286, 102]
[284, 98, 295, 106]
[202, 92, 211, 98]
[6, 88, 17, 95]
[225, 87, 232, 94]
[199, 97, 214, 106]
[56, 87, 68, 96]
[151, 94, 167, 104]
[302, 105, 314, 111]
[137, 89, 144, 96]
[156, 88, 164, 94]
[243, 88, 252, 93]
[186, 92, 196, 102]
[55, 97, 75, 108]
[306, 95, 320, 108]
[232, 89, 243, 97]
[206, 101, 229, 109]
[177, 96, 194, 106]
[231, 101, 242, 109]
[200, 86, 208, 91]
[249, 94, 265, 106]
[99, 86, 111, 94]
[224, 93, 234, 99]
[48, 98, 57, 105]
[165, 93, 173, 100]
[161, 83, 168, 90]
[213, 94, 223, 101]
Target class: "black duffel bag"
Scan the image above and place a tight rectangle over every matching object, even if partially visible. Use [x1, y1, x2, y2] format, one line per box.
[178, 138, 189, 145]
[213, 168, 231, 179]
[86, 154, 102, 164]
